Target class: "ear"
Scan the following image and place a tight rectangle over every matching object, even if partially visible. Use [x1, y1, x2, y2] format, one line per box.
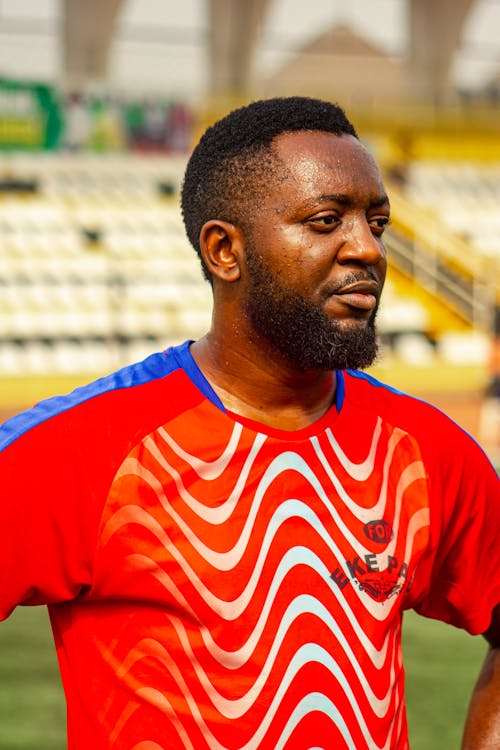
[199, 220, 243, 283]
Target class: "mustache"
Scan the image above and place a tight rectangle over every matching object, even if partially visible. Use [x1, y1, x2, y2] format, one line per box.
[322, 270, 380, 296]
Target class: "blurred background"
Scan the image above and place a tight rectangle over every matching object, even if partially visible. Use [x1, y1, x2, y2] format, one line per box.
[0, 1, 498, 748]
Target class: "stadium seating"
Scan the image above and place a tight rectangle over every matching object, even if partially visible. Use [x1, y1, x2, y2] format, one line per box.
[0, 151, 498, 375]
[405, 160, 500, 261]
[0, 152, 213, 375]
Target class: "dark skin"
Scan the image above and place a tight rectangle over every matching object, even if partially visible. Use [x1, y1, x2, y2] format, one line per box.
[191, 130, 500, 747]
[192, 131, 388, 430]
[463, 606, 500, 749]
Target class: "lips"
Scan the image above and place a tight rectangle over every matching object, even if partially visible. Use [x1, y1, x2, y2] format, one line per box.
[332, 281, 380, 312]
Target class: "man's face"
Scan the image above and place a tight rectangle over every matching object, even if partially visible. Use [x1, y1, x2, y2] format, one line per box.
[240, 131, 390, 371]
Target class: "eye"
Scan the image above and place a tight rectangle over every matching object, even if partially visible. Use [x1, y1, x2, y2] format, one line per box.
[369, 216, 391, 236]
[305, 213, 340, 232]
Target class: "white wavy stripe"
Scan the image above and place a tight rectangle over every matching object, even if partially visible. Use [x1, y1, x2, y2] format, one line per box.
[104, 494, 421, 625]
[211, 449, 419, 563]
[125, 547, 394, 670]
[399, 507, 430, 564]
[103, 422, 417, 749]
[125, 634, 395, 725]
[120, 630, 402, 750]
[177, 589, 390, 704]
[384, 462, 428, 558]
[121, 553, 397, 687]
[128, 432, 267, 524]
[108, 463, 379, 571]
[117, 446, 424, 573]
[131, 646, 397, 750]
[156, 422, 243, 480]
[323, 417, 383, 481]
[274, 692, 388, 750]
[135, 422, 427, 574]
[109, 453, 428, 622]
[309, 445, 429, 566]
[276, 694, 356, 750]
[311, 427, 406, 523]
[119, 600, 397, 718]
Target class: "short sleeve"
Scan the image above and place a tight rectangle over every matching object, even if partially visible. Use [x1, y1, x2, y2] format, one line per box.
[0, 352, 192, 620]
[0, 401, 106, 618]
[413, 425, 500, 635]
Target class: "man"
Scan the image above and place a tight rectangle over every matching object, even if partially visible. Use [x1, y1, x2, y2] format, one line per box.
[0, 96, 498, 749]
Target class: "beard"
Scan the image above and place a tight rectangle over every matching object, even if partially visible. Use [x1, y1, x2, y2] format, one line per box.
[243, 247, 380, 372]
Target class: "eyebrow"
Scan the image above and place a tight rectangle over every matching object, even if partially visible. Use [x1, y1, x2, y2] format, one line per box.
[304, 193, 391, 210]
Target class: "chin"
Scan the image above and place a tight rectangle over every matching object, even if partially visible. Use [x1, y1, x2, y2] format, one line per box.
[336, 315, 374, 332]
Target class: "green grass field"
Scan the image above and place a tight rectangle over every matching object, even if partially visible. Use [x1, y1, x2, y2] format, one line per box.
[0, 606, 488, 749]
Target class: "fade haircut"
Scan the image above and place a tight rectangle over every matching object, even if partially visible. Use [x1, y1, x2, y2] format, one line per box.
[181, 96, 358, 281]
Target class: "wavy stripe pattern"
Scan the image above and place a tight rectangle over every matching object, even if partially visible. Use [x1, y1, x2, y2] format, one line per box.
[91, 399, 429, 749]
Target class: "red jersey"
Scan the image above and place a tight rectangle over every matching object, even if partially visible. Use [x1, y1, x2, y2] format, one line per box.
[0, 341, 498, 749]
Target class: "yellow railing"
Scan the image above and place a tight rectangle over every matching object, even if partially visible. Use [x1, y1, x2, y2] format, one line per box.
[385, 182, 499, 332]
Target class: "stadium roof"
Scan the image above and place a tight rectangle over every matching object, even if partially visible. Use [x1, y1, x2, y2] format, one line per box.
[0, 0, 498, 100]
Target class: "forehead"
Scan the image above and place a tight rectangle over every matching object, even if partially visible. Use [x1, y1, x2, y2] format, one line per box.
[268, 130, 386, 206]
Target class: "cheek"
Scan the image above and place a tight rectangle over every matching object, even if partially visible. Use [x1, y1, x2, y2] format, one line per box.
[251, 225, 333, 291]
[272, 226, 329, 271]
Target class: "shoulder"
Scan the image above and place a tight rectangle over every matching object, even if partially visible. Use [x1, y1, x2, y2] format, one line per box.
[0, 349, 182, 454]
[344, 369, 467, 432]
[342, 369, 493, 467]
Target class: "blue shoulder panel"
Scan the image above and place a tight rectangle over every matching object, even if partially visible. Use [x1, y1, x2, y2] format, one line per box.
[345, 368, 407, 397]
[169, 340, 226, 411]
[0, 348, 181, 451]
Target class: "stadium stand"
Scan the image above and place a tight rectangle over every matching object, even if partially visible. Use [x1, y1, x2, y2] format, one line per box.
[0, 152, 212, 375]
[405, 160, 500, 261]
[0, 145, 498, 377]
[380, 152, 499, 367]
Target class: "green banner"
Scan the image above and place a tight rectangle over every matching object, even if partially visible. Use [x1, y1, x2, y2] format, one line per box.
[0, 78, 63, 150]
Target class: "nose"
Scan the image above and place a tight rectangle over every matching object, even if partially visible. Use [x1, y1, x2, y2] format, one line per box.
[336, 217, 386, 267]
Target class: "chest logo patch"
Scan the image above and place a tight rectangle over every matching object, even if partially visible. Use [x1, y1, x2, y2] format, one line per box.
[363, 519, 393, 544]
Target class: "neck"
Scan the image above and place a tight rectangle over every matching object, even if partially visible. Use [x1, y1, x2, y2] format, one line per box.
[190, 330, 337, 431]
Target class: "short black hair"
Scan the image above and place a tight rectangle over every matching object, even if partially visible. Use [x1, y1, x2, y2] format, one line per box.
[181, 96, 358, 281]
